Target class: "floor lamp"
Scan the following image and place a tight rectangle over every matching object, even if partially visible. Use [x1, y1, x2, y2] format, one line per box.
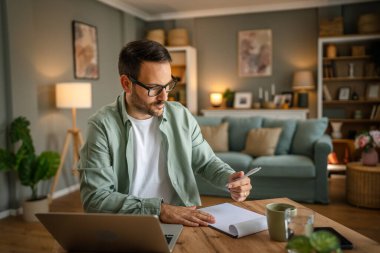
[50, 82, 92, 199]
[292, 70, 315, 108]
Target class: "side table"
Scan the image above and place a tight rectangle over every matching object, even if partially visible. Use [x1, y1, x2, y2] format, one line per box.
[346, 162, 380, 208]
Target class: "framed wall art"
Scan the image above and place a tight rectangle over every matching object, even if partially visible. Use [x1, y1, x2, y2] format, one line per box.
[73, 21, 99, 79]
[234, 92, 252, 109]
[238, 29, 272, 77]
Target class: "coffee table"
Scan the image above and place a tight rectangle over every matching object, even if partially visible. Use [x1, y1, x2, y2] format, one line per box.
[173, 198, 380, 253]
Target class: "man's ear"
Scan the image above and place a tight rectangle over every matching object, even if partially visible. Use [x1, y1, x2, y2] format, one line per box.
[120, 75, 132, 94]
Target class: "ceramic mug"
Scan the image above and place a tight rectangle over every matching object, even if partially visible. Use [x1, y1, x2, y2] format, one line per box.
[266, 203, 297, 242]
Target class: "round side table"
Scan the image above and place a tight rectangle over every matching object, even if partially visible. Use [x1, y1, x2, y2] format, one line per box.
[346, 162, 380, 208]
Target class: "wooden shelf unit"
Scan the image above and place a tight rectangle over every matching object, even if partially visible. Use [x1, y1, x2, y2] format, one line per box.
[317, 34, 380, 139]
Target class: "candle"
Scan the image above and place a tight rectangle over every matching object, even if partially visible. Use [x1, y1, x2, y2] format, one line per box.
[271, 83, 275, 96]
[259, 87, 263, 99]
[264, 90, 269, 102]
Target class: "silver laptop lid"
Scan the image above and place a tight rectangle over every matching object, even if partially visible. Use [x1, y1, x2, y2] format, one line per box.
[36, 212, 183, 253]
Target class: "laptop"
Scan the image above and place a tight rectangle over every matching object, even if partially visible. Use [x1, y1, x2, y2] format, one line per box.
[36, 212, 183, 253]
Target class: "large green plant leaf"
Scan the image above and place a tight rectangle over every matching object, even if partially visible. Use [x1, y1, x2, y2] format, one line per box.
[310, 231, 340, 253]
[286, 235, 313, 253]
[0, 149, 16, 172]
[33, 151, 60, 183]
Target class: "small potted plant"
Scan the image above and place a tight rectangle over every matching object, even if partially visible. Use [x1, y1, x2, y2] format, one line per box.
[286, 230, 342, 253]
[0, 116, 60, 222]
[354, 130, 380, 166]
[223, 88, 235, 108]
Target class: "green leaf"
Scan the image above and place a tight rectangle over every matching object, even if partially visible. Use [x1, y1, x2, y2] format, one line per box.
[286, 236, 313, 253]
[0, 149, 16, 171]
[310, 231, 340, 253]
[33, 151, 60, 182]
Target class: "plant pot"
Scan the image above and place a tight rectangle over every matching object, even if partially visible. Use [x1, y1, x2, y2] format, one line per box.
[362, 148, 379, 167]
[22, 197, 49, 222]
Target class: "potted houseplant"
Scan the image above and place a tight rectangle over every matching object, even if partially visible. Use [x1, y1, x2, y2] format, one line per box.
[354, 130, 380, 166]
[286, 230, 342, 253]
[223, 88, 235, 108]
[0, 116, 60, 222]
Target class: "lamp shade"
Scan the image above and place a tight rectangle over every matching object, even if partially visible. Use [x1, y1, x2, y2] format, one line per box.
[292, 71, 315, 91]
[56, 82, 92, 108]
[210, 93, 223, 107]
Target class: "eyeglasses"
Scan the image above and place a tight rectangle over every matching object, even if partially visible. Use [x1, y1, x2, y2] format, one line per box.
[129, 75, 178, 97]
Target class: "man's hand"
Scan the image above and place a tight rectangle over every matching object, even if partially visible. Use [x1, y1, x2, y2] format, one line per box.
[227, 171, 252, 202]
[159, 203, 215, 227]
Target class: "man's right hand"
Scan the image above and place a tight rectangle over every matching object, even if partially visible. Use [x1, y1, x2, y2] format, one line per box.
[159, 203, 215, 227]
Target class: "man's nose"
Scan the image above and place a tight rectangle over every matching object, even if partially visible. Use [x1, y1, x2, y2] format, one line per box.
[157, 87, 168, 100]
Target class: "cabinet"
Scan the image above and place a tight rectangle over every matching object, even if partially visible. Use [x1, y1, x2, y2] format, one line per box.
[317, 34, 380, 139]
[201, 108, 309, 120]
[167, 46, 197, 114]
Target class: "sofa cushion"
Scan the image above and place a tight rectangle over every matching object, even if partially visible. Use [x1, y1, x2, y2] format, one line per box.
[263, 118, 297, 155]
[224, 117, 263, 151]
[291, 118, 328, 157]
[251, 155, 315, 178]
[243, 128, 282, 157]
[195, 116, 223, 126]
[216, 152, 253, 171]
[200, 122, 229, 152]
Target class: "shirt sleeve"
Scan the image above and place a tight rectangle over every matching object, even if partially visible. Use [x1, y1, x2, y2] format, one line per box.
[78, 119, 163, 215]
[189, 115, 235, 188]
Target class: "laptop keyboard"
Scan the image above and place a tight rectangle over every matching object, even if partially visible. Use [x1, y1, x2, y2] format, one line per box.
[165, 234, 174, 244]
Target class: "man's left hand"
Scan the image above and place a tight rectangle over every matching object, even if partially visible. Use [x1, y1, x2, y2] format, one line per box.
[227, 171, 252, 202]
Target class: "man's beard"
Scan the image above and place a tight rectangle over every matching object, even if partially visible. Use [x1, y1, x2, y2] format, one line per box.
[130, 90, 165, 117]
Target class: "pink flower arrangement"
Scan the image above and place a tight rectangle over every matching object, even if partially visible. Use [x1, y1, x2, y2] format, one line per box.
[355, 130, 380, 152]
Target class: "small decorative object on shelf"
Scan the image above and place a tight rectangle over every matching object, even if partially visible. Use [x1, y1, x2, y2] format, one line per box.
[327, 44, 337, 58]
[223, 89, 235, 108]
[351, 91, 359, 100]
[210, 93, 223, 107]
[331, 122, 343, 139]
[354, 130, 380, 166]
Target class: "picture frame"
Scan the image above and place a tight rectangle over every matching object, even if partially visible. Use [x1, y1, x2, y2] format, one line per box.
[238, 29, 272, 77]
[234, 92, 252, 109]
[73, 21, 99, 79]
[366, 83, 380, 100]
[338, 87, 351, 100]
[281, 91, 294, 107]
[273, 95, 283, 108]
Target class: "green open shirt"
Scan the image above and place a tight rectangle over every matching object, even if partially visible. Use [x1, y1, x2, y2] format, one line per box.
[78, 92, 235, 215]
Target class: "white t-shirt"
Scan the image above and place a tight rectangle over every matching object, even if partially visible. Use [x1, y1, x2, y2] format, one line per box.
[127, 114, 175, 203]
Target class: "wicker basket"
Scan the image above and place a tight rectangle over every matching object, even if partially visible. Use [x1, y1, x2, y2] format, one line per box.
[319, 17, 344, 37]
[358, 14, 380, 34]
[146, 29, 165, 45]
[168, 28, 189, 46]
[346, 162, 380, 208]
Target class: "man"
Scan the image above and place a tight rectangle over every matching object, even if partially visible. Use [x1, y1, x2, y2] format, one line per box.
[78, 40, 252, 227]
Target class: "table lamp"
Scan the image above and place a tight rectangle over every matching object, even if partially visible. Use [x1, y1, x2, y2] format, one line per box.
[292, 70, 314, 108]
[50, 82, 92, 198]
[210, 93, 223, 107]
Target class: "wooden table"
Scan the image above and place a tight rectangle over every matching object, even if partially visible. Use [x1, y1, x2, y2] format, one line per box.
[5, 198, 378, 253]
[173, 198, 379, 253]
[346, 162, 380, 208]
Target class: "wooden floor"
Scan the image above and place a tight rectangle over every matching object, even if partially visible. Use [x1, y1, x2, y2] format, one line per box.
[0, 174, 379, 253]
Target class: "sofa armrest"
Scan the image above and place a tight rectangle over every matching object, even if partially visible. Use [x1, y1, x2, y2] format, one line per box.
[313, 134, 332, 203]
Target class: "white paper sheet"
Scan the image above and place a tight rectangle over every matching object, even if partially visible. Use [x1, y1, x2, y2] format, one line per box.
[199, 203, 268, 238]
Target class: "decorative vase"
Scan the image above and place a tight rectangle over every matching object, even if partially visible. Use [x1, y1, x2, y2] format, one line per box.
[361, 148, 379, 166]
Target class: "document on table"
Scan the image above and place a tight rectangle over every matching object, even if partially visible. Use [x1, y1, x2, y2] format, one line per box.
[199, 203, 268, 238]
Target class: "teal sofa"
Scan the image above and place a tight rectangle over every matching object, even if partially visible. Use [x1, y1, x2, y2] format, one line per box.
[195, 116, 332, 204]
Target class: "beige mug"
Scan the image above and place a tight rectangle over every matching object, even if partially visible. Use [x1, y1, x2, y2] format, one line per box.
[266, 203, 296, 242]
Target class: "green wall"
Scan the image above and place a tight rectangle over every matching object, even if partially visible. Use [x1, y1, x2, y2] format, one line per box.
[0, 0, 144, 212]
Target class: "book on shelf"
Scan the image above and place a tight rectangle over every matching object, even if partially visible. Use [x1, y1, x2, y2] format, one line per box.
[199, 203, 268, 238]
[373, 104, 380, 120]
[323, 85, 332, 101]
[370, 105, 377, 119]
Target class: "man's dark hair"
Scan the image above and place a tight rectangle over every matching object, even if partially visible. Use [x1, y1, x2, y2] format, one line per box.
[118, 39, 172, 78]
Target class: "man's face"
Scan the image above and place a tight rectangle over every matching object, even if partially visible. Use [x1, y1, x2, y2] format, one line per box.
[127, 61, 172, 119]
